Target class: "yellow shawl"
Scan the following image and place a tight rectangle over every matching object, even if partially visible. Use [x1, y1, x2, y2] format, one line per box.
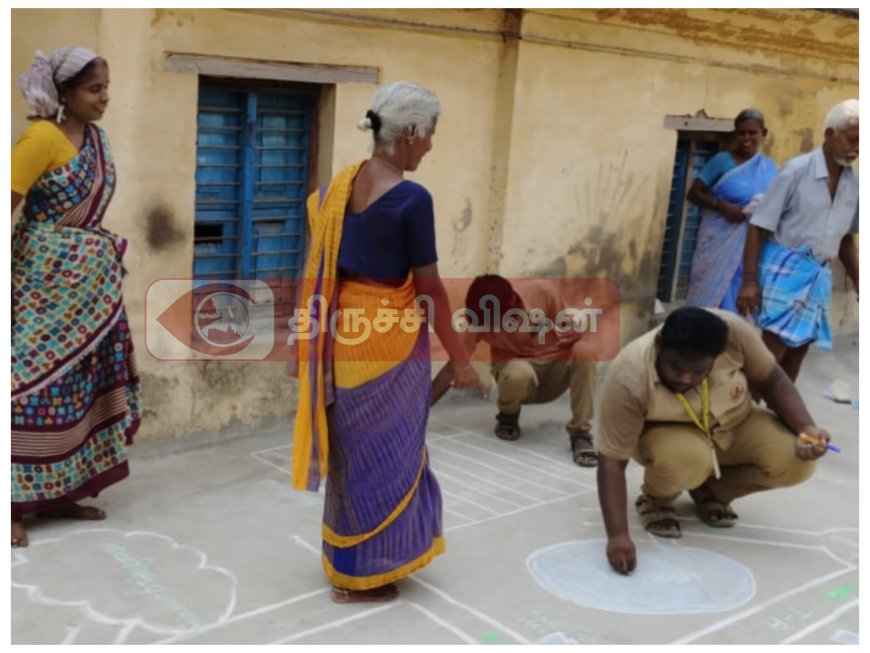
[291, 161, 364, 490]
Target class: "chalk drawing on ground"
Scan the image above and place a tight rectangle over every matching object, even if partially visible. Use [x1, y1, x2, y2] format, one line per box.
[527, 538, 755, 614]
[12, 529, 237, 644]
[251, 431, 594, 535]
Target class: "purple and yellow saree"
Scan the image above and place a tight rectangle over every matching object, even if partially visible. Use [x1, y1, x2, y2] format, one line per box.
[291, 163, 444, 590]
[11, 124, 140, 517]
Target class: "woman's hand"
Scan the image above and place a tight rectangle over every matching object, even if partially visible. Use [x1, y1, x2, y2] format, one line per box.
[718, 200, 747, 223]
[451, 362, 489, 398]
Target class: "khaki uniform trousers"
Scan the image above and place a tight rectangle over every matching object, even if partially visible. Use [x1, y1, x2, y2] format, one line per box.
[490, 341, 596, 436]
[632, 407, 816, 505]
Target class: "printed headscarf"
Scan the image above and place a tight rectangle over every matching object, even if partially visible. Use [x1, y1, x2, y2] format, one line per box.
[18, 47, 100, 120]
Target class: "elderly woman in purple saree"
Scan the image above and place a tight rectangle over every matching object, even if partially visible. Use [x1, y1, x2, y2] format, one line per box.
[686, 109, 778, 312]
[291, 82, 486, 603]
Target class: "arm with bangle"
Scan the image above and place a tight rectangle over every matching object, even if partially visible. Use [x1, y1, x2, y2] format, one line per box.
[736, 225, 764, 315]
[413, 264, 488, 403]
[686, 178, 744, 223]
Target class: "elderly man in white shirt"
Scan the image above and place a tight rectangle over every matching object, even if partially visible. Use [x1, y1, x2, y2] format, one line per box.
[737, 99, 859, 382]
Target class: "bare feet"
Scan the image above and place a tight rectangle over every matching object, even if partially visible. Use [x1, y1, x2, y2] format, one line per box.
[11, 518, 28, 548]
[331, 583, 399, 604]
[37, 503, 107, 521]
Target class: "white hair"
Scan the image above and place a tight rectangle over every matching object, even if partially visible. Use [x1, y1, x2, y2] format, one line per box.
[824, 99, 859, 132]
[357, 81, 441, 153]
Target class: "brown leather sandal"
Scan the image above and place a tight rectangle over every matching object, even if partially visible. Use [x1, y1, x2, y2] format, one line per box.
[635, 494, 681, 538]
[570, 432, 598, 467]
[331, 583, 399, 604]
[690, 486, 738, 528]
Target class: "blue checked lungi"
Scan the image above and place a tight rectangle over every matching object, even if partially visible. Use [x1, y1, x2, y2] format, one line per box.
[756, 240, 832, 350]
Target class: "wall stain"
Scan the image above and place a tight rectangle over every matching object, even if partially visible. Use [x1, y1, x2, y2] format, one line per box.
[450, 197, 474, 261]
[146, 203, 186, 252]
[453, 197, 473, 233]
[529, 151, 661, 298]
[795, 128, 814, 153]
[138, 372, 181, 423]
[598, 8, 856, 61]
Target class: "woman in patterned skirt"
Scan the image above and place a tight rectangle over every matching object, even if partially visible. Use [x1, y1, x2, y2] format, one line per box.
[11, 47, 141, 547]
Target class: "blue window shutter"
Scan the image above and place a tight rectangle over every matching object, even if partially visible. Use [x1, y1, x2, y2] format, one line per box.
[194, 89, 244, 279]
[656, 139, 691, 302]
[195, 83, 312, 283]
[238, 92, 258, 278]
[250, 91, 312, 280]
[656, 137, 719, 302]
[674, 140, 719, 300]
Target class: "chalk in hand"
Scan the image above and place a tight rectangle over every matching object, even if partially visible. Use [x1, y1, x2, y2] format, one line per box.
[799, 432, 841, 453]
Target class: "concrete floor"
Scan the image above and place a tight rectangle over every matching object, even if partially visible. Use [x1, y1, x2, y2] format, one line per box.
[11, 336, 859, 645]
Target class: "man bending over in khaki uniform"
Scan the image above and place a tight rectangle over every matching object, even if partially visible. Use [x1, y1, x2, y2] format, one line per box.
[432, 275, 599, 467]
[596, 306, 831, 574]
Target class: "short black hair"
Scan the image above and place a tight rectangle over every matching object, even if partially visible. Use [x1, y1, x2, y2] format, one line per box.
[465, 274, 514, 316]
[660, 307, 729, 358]
[56, 57, 107, 96]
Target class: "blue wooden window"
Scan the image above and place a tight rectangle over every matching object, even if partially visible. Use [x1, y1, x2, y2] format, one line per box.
[194, 84, 312, 282]
[656, 136, 720, 302]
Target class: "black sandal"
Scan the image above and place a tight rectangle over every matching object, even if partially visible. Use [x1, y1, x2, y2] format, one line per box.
[494, 411, 521, 441]
[570, 432, 598, 467]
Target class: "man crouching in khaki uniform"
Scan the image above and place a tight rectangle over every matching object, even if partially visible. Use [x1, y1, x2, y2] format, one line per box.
[596, 307, 831, 574]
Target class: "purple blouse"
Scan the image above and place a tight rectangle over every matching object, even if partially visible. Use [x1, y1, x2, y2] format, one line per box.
[337, 180, 438, 279]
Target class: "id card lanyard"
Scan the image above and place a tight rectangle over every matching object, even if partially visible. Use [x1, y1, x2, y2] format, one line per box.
[675, 379, 721, 479]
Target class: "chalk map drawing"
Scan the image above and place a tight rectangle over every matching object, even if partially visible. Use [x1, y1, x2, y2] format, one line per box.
[527, 538, 756, 614]
[11, 411, 859, 644]
[12, 529, 237, 643]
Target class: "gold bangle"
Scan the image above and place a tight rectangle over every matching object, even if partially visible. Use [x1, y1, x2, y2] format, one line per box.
[453, 361, 472, 371]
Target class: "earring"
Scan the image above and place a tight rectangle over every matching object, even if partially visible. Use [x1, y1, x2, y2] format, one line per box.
[407, 137, 416, 146]
[56, 104, 66, 124]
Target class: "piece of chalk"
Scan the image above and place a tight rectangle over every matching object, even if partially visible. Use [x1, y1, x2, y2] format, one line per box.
[799, 432, 841, 453]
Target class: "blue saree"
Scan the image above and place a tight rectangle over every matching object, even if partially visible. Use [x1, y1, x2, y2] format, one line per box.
[686, 152, 777, 311]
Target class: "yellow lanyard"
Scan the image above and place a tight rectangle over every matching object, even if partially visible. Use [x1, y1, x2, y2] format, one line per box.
[675, 379, 721, 479]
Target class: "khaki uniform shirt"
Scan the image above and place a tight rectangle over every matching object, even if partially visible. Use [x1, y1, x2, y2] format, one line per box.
[466, 279, 566, 362]
[598, 310, 777, 460]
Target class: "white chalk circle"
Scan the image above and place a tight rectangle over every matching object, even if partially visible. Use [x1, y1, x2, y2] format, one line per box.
[527, 539, 755, 614]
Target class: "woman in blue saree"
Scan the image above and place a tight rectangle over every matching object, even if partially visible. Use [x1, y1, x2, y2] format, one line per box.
[291, 82, 487, 603]
[11, 49, 141, 548]
[686, 109, 778, 312]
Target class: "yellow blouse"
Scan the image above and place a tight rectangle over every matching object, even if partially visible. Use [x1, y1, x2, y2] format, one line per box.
[11, 120, 79, 196]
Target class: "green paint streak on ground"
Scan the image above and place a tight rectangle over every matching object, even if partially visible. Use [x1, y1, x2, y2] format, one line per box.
[481, 632, 503, 644]
[825, 583, 856, 601]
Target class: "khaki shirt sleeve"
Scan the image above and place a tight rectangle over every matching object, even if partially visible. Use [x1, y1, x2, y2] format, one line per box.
[728, 317, 777, 383]
[597, 369, 647, 461]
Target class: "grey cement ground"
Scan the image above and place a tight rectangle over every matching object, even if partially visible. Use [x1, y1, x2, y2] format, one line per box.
[11, 336, 859, 645]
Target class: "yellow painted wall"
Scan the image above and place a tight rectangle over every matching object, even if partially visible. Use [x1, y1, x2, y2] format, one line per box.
[499, 8, 858, 336]
[11, 8, 858, 438]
